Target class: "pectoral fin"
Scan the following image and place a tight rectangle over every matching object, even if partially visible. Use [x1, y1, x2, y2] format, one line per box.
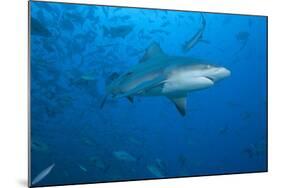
[127, 96, 134, 103]
[118, 75, 166, 98]
[169, 97, 187, 116]
[100, 95, 108, 109]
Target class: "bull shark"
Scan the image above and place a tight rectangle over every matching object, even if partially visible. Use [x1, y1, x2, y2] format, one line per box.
[101, 42, 231, 116]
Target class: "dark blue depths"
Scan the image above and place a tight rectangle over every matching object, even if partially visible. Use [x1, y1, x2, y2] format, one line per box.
[30, 1, 267, 187]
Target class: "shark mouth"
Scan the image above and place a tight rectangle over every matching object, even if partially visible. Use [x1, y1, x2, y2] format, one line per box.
[205, 76, 215, 83]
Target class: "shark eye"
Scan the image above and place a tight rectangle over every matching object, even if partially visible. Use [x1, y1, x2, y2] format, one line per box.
[204, 65, 211, 69]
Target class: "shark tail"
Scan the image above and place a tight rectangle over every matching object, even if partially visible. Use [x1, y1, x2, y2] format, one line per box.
[100, 72, 121, 109]
[200, 13, 206, 28]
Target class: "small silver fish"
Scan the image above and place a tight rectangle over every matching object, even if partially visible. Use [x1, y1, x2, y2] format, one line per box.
[32, 163, 55, 185]
[113, 151, 136, 162]
[147, 165, 164, 178]
[78, 164, 88, 172]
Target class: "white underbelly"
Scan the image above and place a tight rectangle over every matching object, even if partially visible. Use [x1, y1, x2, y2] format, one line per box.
[162, 76, 214, 95]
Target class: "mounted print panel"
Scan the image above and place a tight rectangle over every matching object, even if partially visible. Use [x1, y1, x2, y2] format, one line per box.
[29, 1, 267, 187]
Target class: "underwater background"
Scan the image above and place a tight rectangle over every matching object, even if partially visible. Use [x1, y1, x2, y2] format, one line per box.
[30, 1, 267, 187]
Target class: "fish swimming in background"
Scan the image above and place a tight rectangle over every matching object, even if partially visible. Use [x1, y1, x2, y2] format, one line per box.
[147, 165, 164, 178]
[248, 19, 253, 27]
[182, 14, 207, 53]
[155, 158, 167, 174]
[102, 7, 109, 17]
[177, 154, 187, 167]
[65, 11, 85, 24]
[89, 156, 106, 170]
[103, 25, 134, 38]
[242, 139, 266, 159]
[188, 15, 195, 22]
[101, 42, 230, 116]
[31, 17, 52, 37]
[60, 17, 75, 31]
[235, 31, 250, 51]
[218, 125, 229, 135]
[109, 15, 131, 22]
[42, 39, 55, 52]
[236, 31, 250, 42]
[31, 163, 55, 185]
[31, 139, 49, 153]
[113, 151, 136, 162]
[120, 15, 131, 21]
[112, 7, 122, 12]
[160, 21, 170, 27]
[78, 164, 88, 172]
[222, 16, 232, 25]
[231, 31, 250, 62]
[150, 29, 169, 35]
[35, 2, 60, 17]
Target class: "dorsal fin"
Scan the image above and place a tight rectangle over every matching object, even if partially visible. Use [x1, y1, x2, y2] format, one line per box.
[168, 96, 187, 116]
[139, 42, 165, 63]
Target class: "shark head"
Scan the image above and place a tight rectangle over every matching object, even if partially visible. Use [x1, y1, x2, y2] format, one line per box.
[199, 64, 231, 83]
[164, 62, 231, 94]
[174, 62, 231, 82]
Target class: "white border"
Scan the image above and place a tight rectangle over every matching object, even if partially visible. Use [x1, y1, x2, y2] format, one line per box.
[1, 0, 281, 188]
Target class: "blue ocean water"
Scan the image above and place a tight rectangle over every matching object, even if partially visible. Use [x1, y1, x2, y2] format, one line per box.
[30, 1, 267, 187]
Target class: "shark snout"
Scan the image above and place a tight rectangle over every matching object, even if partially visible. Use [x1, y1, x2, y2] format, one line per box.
[208, 67, 231, 82]
[218, 67, 231, 78]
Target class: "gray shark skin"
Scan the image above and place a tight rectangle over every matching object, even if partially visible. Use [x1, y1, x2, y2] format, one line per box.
[103, 42, 231, 116]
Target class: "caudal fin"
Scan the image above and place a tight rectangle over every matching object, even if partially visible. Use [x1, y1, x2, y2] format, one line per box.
[200, 13, 206, 28]
[101, 72, 121, 109]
